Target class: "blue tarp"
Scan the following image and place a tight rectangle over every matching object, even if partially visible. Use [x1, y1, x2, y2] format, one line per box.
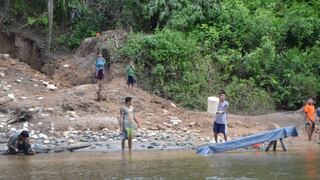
[197, 126, 298, 155]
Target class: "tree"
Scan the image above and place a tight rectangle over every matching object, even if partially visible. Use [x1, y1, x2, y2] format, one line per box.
[47, 0, 53, 55]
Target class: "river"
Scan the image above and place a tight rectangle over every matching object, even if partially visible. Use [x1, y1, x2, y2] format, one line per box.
[0, 146, 319, 180]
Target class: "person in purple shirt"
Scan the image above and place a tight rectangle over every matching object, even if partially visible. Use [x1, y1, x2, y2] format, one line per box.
[213, 91, 229, 143]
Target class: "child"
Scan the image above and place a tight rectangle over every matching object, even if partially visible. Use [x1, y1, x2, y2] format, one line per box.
[126, 60, 135, 91]
[213, 92, 229, 143]
[95, 51, 106, 87]
[304, 98, 316, 141]
[119, 97, 141, 152]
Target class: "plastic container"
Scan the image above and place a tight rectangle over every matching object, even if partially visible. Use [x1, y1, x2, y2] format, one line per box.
[207, 96, 219, 114]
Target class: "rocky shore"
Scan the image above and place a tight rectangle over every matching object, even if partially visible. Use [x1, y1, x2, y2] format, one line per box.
[0, 121, 214, 154]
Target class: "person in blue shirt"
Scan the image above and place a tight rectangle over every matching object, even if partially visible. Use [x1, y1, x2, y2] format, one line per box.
[95, 51, 106, 86]
[213, 91, 229, 143]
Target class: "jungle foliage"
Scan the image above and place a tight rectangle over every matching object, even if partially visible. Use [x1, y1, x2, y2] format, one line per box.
[3, 0, 320, 114]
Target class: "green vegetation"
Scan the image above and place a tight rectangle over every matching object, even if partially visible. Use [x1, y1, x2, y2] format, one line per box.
[2, 0, 320, 114]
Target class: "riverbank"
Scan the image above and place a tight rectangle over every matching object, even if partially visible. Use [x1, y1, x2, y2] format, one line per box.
[1, 32, 319, 155]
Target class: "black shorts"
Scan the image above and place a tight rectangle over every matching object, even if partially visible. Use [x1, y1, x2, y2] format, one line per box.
[96, 69, 104, 80]
[307, 121, 315, 130]
[127, 75, 135, 85]
[213, 122, 226, 134]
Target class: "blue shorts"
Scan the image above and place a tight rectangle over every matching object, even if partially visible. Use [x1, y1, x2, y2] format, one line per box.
[213, 122, 226, 134]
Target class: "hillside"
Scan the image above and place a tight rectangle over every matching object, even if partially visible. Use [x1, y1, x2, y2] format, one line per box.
[1, 30, 317, 153]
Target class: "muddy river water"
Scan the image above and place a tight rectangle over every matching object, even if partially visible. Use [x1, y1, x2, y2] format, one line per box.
[0, 145, 319, 180]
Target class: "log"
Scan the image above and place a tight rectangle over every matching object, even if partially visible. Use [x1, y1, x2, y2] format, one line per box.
[53, 143, 91, 153]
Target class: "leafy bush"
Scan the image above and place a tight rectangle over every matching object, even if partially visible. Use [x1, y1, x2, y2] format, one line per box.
[225, 78, 274, 115]
[122, 29, 214, 110]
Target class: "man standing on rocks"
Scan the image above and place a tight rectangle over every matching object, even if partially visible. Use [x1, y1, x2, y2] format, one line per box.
[213, 92, 229, 143]
[119, 97, 141, 153]
[3, 130, 35, 155]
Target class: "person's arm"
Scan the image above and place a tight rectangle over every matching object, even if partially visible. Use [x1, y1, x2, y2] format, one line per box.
[118, 108, 123, 131]
[134, 113, 141, 129]
[7, 137, 18, 152]
[217, 103, 229, 114]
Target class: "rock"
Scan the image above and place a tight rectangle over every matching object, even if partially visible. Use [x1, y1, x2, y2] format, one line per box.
[151, 142, 161, 146]
[67, 111, 78, 117]
[9, 128, 17, 133]
[7, 94, 15, 100]
[47, 84, 58, 90]
[188, 122, 196, 127]
[162, 110, 169, 115]
[147, 145, 154, 149]
[20, 96, 28, 100]
[63, 64, 70, 68]
[171, 103, 177, 108]
[68, 139, 75, 144]
[15, 79, 22, 83]
[157, 125, 167, 130]
[23, 123, 29, 128]
[42, 81, 49, 86]
[31, 135, 38, 139]
[3, 54, 10, 58]
[38, 133, 48, 139]
[228, 123, 235, 128]
[43, 140, 50, 144]
[37, 97, 44, 100]
[267, 123, 280, 130]
[163, 123, 174, 128]
[38, 122, 43, 125]
[34, 84, 39, 87]
[0, 72, 4, 77]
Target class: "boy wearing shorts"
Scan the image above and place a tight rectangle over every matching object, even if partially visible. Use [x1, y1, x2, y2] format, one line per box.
[213, 92, 229, 143]
[119, 97, 141, 152]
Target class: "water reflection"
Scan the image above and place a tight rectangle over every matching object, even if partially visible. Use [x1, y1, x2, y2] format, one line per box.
[304, 147, 318, 179]
[0, 148, 319, 179]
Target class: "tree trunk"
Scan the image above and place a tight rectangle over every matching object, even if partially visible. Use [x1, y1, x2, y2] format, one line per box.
[47, 0, 54, 55]
[0, 0, 10, 22]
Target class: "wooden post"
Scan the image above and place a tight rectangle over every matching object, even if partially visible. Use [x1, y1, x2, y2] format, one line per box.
[273, 140, 277, 151]
[265, 141, 274, 152]
[280, 138, 288, 152]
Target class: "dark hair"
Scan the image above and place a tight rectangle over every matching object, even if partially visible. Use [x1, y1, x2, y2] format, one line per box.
[219, 90, 226, 96]
[20, 130, 29, 138]
[125, 97, 132, 103]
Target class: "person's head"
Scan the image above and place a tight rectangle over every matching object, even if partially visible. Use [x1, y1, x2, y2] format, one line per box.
[129, 60, 133, 66]
[307, 98, 314, 105]
[97, 51, 102, 57]
[219, 91, 226, 102]
[19, 130, 29, 141]
[125, 97, 132, 106]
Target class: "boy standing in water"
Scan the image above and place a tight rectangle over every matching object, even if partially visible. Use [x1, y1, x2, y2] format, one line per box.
[126, 60, 135, 91]
[213, 92, 229, 143]
[304, 98, 316, 141]
[119, 97, 141, 152]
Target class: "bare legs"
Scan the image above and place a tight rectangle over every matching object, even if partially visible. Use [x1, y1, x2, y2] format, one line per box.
[128, 84, 133, 92]
[214, 132, 227, 143]
[121, 139, 133, 152]
[307, 122, 314, 141]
